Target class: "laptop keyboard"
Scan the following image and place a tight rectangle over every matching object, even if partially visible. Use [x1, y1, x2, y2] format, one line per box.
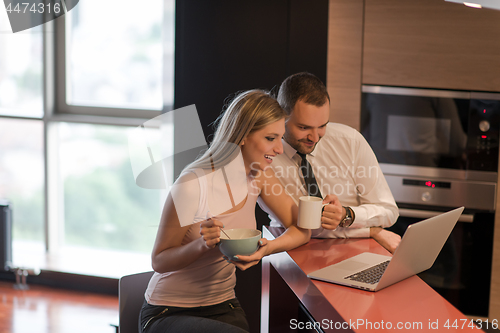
[345, 260, 391, 284]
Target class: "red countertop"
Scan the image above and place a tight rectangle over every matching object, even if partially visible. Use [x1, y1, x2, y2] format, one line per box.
[263, 227, 480, 332]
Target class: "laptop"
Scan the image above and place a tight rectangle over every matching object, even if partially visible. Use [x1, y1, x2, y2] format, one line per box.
[307, 207, 464, 291]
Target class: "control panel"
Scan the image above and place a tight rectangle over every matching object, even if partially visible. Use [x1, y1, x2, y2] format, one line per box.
[467, 99, 500, 171]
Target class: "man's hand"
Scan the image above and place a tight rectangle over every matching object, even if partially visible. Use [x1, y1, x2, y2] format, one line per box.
[370, 227, 401, 254]
[320, 194, 344, 230]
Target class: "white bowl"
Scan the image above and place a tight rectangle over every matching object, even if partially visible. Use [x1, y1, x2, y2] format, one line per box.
[219, 229, 261, 258]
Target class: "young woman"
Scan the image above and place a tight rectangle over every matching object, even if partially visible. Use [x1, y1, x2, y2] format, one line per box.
[139, 90, 312, 332]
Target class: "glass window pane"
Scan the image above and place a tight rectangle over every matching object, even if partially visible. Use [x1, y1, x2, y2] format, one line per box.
[0, 9, 43, 118]
[0, 118, 45, 266]
[65, 0, 168, 110]
[58, 122, 162, 257]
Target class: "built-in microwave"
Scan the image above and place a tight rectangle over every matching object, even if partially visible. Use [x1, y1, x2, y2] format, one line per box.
[361, 85, 500, 211]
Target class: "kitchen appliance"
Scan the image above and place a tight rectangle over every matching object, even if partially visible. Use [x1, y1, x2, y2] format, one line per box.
[361, 85, 500, 317]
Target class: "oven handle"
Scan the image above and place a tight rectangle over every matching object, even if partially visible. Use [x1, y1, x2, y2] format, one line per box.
[398, 208, 474, 223]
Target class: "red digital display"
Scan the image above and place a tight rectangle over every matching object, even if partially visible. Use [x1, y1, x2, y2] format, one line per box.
[403, 179, 451, 189]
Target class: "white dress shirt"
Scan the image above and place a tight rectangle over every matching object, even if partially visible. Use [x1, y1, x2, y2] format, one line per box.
[258, 122, 399, 238]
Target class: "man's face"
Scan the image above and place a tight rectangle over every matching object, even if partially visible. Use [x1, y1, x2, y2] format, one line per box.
[284, 99, 330, 154]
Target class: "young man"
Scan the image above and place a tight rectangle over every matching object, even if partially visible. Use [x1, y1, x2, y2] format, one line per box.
[258, 72, 401, 253]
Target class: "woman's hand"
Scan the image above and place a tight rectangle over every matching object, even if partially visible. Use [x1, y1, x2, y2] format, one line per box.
[199, 218, 224, 249]
[224, 238, 269, 271]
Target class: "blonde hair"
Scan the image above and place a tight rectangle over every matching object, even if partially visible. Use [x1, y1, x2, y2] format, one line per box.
[186, 89, 285, 171]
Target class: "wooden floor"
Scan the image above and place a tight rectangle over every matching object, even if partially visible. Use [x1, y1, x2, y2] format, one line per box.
[0, 280, 118, 333]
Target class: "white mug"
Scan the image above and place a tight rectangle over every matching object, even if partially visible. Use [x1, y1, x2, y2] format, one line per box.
[297, 196, 327, 229]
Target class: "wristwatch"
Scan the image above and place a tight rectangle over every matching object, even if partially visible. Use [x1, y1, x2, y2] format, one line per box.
[339, 206, 354, 228]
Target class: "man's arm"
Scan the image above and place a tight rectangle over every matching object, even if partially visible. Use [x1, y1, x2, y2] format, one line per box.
[370, 227, 401, 254]
[312, 127, 400, 252]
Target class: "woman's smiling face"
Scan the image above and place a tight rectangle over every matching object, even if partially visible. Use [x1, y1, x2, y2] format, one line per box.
[240, 118, 285, 174]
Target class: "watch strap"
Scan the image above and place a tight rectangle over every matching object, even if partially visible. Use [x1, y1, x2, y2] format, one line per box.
[339, 206, 354, 228]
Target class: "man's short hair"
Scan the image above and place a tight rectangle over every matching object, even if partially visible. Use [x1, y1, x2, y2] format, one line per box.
[277, 72, 330, 116]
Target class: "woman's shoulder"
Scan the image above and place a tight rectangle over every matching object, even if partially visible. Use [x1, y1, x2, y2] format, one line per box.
[177, 169, 198, 181]
[172, 169, 205, 197]
[177, 168, 213, 183]
[175, 170, 199, 186]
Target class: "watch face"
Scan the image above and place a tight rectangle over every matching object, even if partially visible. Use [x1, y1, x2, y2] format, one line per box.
[340, 206, 354, 228]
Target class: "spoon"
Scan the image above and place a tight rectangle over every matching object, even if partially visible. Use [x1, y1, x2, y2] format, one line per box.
[207, 211, 230, 239]
[220, 228, 231, 240]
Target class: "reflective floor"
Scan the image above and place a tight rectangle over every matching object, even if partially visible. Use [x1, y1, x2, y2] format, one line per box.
[0, 280, 118, 333]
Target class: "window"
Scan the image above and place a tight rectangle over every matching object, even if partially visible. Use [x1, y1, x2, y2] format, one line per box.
[63, 0, 164, 111]
[48, 122, 163, 277]
[0, 9, 45, 268]
[0, 118, 44, 269]
[58, 123, 160, 253]
[0, 10, 43, 118]
[1, 0, 175, 278]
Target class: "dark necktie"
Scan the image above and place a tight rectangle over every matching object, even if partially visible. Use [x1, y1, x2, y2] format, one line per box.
[297, 153, 322, 198]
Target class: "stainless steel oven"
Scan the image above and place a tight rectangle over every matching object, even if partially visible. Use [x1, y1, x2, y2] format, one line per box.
[361, 85, 500, 317]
